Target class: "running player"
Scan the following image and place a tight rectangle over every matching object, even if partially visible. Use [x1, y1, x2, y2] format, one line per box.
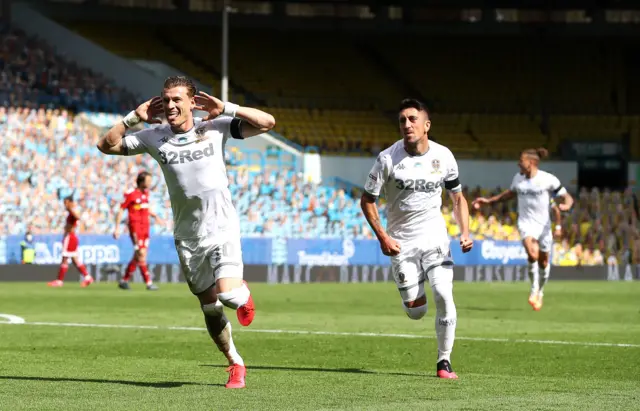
[361, 99, 473, 379]
[97, 76, 274, 389]
[47, 196, 94, 287]
[113, 171, 160, 291]
[472, 148, 574, 311]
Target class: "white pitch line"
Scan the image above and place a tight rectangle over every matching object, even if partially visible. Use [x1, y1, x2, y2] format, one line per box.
[2, 320, 639, 348]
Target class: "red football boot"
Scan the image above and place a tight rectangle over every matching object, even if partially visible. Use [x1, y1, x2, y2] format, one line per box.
[436, 360, 459, 379]
[225, 364, 246, 389]
[80, 276, 94, 288]
[236, 281, 255, 326]
[47, 280, 63, 287]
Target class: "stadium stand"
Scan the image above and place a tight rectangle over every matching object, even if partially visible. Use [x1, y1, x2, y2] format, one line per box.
[0, 24, 138, 113]
[59, 23, 640, 159]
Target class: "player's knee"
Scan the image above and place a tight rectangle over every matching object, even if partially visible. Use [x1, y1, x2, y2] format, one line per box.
[201, 300, 224, 317]
[217, 283, 250, 310]
[403, 301, 427, 320]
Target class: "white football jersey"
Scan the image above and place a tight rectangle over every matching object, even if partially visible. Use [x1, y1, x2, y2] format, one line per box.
[123, 117, 242, 240]
[364, 140, 461, 242]
[510, 169, 566, 229]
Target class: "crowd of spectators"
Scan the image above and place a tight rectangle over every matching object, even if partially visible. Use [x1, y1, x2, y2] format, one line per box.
[444, 186, 640, 266]
[0, 24, 137, 113]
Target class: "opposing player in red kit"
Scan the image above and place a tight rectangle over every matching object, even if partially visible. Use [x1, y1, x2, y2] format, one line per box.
[47, 196, 94, 287]
[113, 171, 160, 291]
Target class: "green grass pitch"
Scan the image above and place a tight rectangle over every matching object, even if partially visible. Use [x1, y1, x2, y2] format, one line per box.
[0, 281, 639, 410]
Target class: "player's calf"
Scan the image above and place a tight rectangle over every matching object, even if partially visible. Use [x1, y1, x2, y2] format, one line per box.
[202, 302, 233, 354]
[121, 259, 137, 283]
[430, 266, 458, 378]
[201, 301, 246, 388]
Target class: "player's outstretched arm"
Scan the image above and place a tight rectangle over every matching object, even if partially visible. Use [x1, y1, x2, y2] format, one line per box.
[195, 92, 275, 138]
[360, 193, 400, 256]
[472, 189, 515, 209]
[450, 191, 473, 253]
[97, 97, 163, 156]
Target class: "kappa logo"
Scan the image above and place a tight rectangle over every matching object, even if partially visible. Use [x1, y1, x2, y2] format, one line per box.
[159, 142, 215, 165]
[160, 136, 170, 143]
[396, 163, 406, 170]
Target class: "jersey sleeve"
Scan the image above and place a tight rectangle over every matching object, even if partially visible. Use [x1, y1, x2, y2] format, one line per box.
[364, 154, 388, 197]
[120, 191, 133, 210]
[510, 173, 519, 191]
[209, 117, 244, 141]
[122, 129, 150, 156]
[444, 150, 461, 192]
[548, 173, 567, 197]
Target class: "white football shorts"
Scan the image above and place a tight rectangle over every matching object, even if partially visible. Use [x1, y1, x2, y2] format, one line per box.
[174, 235, 243, 295]
[518, 222, 552, 253]
[390, 237, 454, 302]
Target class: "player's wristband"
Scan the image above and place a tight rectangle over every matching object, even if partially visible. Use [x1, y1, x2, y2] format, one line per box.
[122, 111, 141, 128]
[222, 102, 239, 118]
[555, 225, 561, 231]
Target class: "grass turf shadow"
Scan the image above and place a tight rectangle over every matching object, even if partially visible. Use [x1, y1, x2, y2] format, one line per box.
[0, 375, 223, 388]
[200, 364, 433, 378]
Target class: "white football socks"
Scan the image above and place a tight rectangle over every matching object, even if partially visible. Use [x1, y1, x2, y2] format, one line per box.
[433, 281, 457, 363]
[538, 263, 551, 295]
[528, 261, 539, 295]
[225, 323, 244, 366]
